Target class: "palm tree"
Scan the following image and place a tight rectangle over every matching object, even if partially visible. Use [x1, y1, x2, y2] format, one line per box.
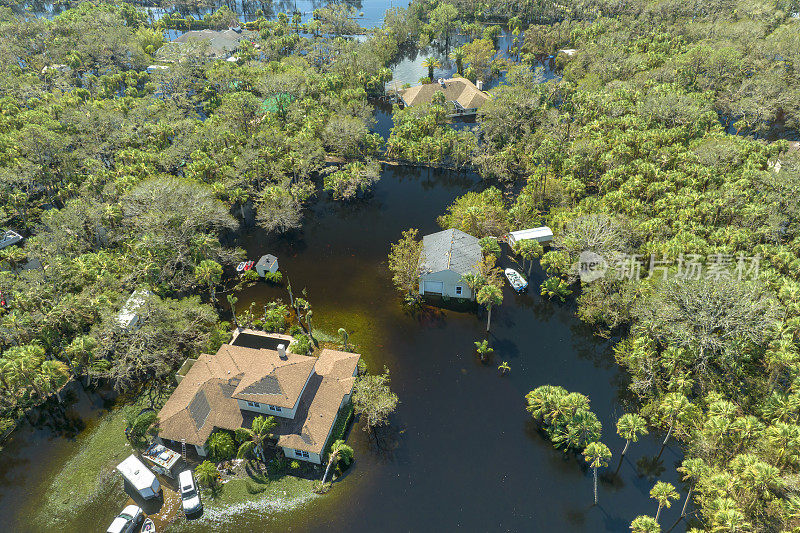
[474, 339, 493, 362]
[675, 458, 708, 527]
[338, 328, 350, 351]
[583, 442, 611, 505]
[236, 415, 277, 465]
[194, 460, 220, 488]
[450, 47, 465, 76]
[477, 284, 503, 332]
[229, 187, 249, 220]
[195, 260, 223, 302]
[421, 56, 441, 81]
[206, 431, 236, 462]
[227, 294, 239, 327]
[658, 392, 691, 456]
[650, 481, 679, 523]
[630, 515, 661, 533]
[615, 413, 648, 475]
[498, 361, 510, 375]
[321, 439, 354, 484]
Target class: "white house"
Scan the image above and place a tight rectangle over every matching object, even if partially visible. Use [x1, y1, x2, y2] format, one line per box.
[419, 229, 482, 299]
[156, 335, 360, 464]
[507, 226, 554, 246]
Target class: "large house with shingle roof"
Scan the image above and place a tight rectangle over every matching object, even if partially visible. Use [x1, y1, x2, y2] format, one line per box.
[156, 338, 359, 464]
[398, 77, 490, 117]
[418, 228, 482, 299]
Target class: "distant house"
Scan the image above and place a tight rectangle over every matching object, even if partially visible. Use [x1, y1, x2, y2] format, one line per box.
[418, 229, 482, 299]
[157, 27, 258, 61]
[117, 288, 151, 329]
[507, 226, 554, 246]
[156, 338, 360, 464]
[398, 77, 490, 117]
[0, 230, 22, 250]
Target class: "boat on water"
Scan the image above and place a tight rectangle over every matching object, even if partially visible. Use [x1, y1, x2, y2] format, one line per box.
[142, 518, 156, 533]
[236, 260, 255, 272]
[504, 268, 528, 292]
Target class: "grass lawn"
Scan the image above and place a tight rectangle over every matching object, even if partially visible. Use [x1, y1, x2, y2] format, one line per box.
[166, 472, 317, 531]
[32, 404, 132, 530]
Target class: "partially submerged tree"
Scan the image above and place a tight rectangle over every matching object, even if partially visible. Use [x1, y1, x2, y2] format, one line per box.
[583, 441, 611, 505]
[352, 367, 398, 436]
[388, 228, 423, 304]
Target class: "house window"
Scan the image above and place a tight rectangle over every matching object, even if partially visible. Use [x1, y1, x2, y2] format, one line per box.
[268, 405, 282, 412]
[294, 449, 309, 458]
[455, 285, 463, 296]
[246, 401, 260, 408]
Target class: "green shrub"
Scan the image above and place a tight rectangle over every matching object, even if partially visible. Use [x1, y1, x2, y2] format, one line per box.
[290, 334, 312, 355]
[263, 271, 283, 284]
[290, 460, 300, 470]
[205, 431, 236, 462]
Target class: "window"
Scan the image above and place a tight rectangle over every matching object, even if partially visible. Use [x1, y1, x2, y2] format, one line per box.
[294, 449, 309, 458]
[268, 405, 282, 412]
[455, 285, 463, 296]
[246, 401, 260, 408]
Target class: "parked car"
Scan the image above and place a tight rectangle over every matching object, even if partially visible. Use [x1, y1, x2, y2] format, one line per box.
[106, 505, 144, 533]
[178, 469, 202, 515]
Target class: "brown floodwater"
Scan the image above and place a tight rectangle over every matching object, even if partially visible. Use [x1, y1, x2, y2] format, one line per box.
[0, 144, 686, 532]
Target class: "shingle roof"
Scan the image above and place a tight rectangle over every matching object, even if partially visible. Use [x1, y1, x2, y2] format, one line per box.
[274, 349, 360, 454]
[157, 343, 359, 454]
[420, 229, 482, 276]
[157, 344, 314, 446]
[399, 77, 490, 110]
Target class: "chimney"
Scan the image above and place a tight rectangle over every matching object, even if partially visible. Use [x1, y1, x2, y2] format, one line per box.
[278, 343, 287, 359]
[476, 80, 484, 91]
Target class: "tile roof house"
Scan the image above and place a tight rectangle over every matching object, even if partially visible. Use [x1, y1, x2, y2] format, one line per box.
[398, 77, 490, 117]
[156, 338, 359, 464]
[418, 228, 482, 299]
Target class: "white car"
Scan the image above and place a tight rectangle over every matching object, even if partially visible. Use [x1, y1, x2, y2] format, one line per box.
[106, 505, 143, 533]
[179, 469, 202, 515]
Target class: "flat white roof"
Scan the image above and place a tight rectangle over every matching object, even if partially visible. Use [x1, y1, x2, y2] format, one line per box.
[509, 227, 553, 240]
[117, 289, 151, 327]
[117, 455, 157, 491]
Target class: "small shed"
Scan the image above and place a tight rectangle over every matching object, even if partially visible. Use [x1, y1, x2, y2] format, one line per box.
[508, 227, 554, 246]
[117, 289, 152, 329]
[255, 254, 279, 277]
[0, 230, 22, 250]
[117, 454, 161, 500]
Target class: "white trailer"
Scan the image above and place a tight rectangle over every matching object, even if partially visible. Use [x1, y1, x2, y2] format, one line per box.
[507, 227, 554, 246]
[117, 289, 152, 329]
[117, 455, 161, 500]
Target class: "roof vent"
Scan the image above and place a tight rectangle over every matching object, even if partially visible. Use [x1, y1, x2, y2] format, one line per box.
[278, 343, 287, 359]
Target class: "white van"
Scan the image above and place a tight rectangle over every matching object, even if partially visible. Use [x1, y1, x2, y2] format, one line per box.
[178, 469, 202, 515]
[117, 455, 161, 500]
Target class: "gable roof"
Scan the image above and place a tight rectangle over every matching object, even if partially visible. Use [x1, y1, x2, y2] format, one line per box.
[399, 77, 490, 110]
[157, 342, 360, 454]
[420, 228, 482, 276]
[274, 349, 360, 454]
